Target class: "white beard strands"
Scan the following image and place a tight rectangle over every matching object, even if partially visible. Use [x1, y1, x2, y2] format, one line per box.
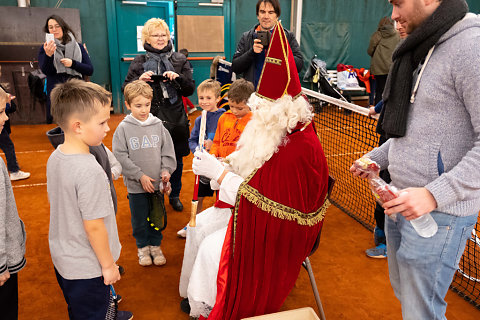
[227, 94, 313, 179]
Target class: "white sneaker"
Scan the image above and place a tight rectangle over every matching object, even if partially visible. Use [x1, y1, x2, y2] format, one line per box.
[149, 245, 166, 266]
[10, 170, 30, 181]
[177, 226, 187, 238]
[137, 246, 152, 266]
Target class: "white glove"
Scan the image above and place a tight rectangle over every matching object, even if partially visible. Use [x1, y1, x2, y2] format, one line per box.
[192, 149, 225, 181]
[210, 179, 220, 190]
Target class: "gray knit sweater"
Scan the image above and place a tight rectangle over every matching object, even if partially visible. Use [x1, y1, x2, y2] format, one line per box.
[0, 159, 26, 274]
[367, 13, 480, 217]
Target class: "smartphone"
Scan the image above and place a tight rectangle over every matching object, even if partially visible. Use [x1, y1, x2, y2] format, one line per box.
[45, 33, 55, 43]
[257, 31, 271, 47]
[150, 74, 167, 82]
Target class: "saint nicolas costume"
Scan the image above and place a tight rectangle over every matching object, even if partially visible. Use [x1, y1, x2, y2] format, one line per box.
[181, 21, 330, 320]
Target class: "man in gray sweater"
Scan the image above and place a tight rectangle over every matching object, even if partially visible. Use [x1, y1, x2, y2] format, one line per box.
[352, 0, 480, 318]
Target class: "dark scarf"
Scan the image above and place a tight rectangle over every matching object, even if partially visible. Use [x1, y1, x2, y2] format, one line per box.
[377, 0, 468, 138]
[143, 41, 178, 104]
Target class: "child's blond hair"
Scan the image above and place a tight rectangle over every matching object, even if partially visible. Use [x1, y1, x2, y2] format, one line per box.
[124, 80, 154, 104]
[197, 79, 221, 98]
[227, 79, 254, 103]
[51, 79, 111, 129]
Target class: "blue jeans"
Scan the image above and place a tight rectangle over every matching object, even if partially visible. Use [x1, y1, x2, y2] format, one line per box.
[386, 211, 477, 319]
[128, 193, 163, 248]
[170, 157, 183, 199]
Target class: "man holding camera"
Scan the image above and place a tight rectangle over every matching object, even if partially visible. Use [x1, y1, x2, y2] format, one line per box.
[231, 0, 303, 88]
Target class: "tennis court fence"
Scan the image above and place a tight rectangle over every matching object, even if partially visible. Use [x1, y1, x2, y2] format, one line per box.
[302, 87, 480, 310]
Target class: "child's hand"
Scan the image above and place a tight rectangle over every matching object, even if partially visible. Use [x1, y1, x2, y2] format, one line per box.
[204, 139, 213, 151]
[140, 174, 155, 193]
[161, 170, 170, 182]
[102, 264, 120, 285]
[6, 94, 15, 104]
[0, 270, 10, 286]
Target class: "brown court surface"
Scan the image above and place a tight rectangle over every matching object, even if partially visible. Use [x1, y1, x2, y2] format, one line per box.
[3, 111, 479, 319]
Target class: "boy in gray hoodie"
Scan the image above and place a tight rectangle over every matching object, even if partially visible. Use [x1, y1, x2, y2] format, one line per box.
[0, 86, 26, 320]
[113, 80, 176, 267]
[352, 1, 480, 319]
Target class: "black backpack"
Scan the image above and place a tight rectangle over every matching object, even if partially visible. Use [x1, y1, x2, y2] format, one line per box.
[27, 69, 47, 103]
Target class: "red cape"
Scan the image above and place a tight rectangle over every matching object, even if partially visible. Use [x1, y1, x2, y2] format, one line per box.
[205, 123, 330, 320]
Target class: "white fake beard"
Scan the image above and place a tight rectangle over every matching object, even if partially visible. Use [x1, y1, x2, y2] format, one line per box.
[226, 94, 313, 179]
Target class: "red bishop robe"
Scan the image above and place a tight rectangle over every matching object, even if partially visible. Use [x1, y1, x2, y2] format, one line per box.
[205, 122, 330, 320]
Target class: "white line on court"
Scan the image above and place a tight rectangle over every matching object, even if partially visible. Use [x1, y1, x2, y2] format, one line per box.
[1, 149, 51, 155]
[12, 183, 47, 188]
[12, 169, 195, 188]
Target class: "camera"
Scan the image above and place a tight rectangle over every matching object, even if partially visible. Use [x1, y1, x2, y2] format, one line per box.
[150, 74, 167, 82]
[256, 31, 271, 47]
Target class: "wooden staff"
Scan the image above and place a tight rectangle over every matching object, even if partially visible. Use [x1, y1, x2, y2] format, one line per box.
[190, 110, 207, 227]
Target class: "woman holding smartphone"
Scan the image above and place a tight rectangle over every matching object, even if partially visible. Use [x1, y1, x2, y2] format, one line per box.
[122, 18, 194, 212]
[38, 15, 93, 124]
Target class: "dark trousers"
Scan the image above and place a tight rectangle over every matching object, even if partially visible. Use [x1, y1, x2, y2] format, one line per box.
[128, 193, 163, 248]
[374, 74, 388, 105]
[373, 134, 391, 232]
[369, 78, 376, 105]
[0, 272, 18, 320]
[54, 268, 109, 320]
[170, 157, 183, 199]
[0, 129, 20, 172]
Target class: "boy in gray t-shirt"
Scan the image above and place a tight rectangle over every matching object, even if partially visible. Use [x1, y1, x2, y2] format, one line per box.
[46, 79, 132, 320]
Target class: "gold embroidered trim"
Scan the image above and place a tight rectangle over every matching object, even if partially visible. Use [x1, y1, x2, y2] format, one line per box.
[238, 184, 330, 226]
[265, 57, 282, 65]
[231, 168, 330, 251]
[255, 91, 276, 102]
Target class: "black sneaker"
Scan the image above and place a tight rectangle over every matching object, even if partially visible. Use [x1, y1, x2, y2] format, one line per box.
[170, 197, 184, 212]
[180, 298, 191, 314]
[117, 311, 133, 320]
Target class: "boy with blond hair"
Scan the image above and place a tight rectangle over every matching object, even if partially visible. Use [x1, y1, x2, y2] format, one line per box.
[0, 86, 27, 319]
[47, 79, 132, 320]
[188, 79, 225, 211]
[210, 79, 254, 158]
[113, 80, 176, 267]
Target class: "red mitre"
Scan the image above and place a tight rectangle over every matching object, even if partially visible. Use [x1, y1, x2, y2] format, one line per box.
[255, 20, 302, 101]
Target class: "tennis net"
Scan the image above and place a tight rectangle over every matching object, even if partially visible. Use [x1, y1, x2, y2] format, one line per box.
[303, 87, 480, 310]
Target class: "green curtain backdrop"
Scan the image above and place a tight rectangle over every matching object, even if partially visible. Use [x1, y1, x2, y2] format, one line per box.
[1, 0, 478, 91]
[234, 0, 480, 75]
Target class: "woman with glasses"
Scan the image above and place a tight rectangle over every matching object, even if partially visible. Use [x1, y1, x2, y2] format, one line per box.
[38, 15, 93, 124]
[122, 18, 195, 212]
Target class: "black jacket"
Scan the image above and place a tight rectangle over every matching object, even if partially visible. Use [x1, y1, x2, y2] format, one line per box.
[232, 24, 304, 84]
[122, 52, 195, 157]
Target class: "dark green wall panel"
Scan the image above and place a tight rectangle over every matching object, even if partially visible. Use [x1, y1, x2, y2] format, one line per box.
[1, 0, 478, 92]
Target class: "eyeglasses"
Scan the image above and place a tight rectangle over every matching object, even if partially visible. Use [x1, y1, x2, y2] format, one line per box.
[150, 34, 168, 39]
[48, 24, 61, 30]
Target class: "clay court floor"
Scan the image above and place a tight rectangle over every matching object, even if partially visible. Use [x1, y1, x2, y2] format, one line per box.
[3, 111, 478, 319]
